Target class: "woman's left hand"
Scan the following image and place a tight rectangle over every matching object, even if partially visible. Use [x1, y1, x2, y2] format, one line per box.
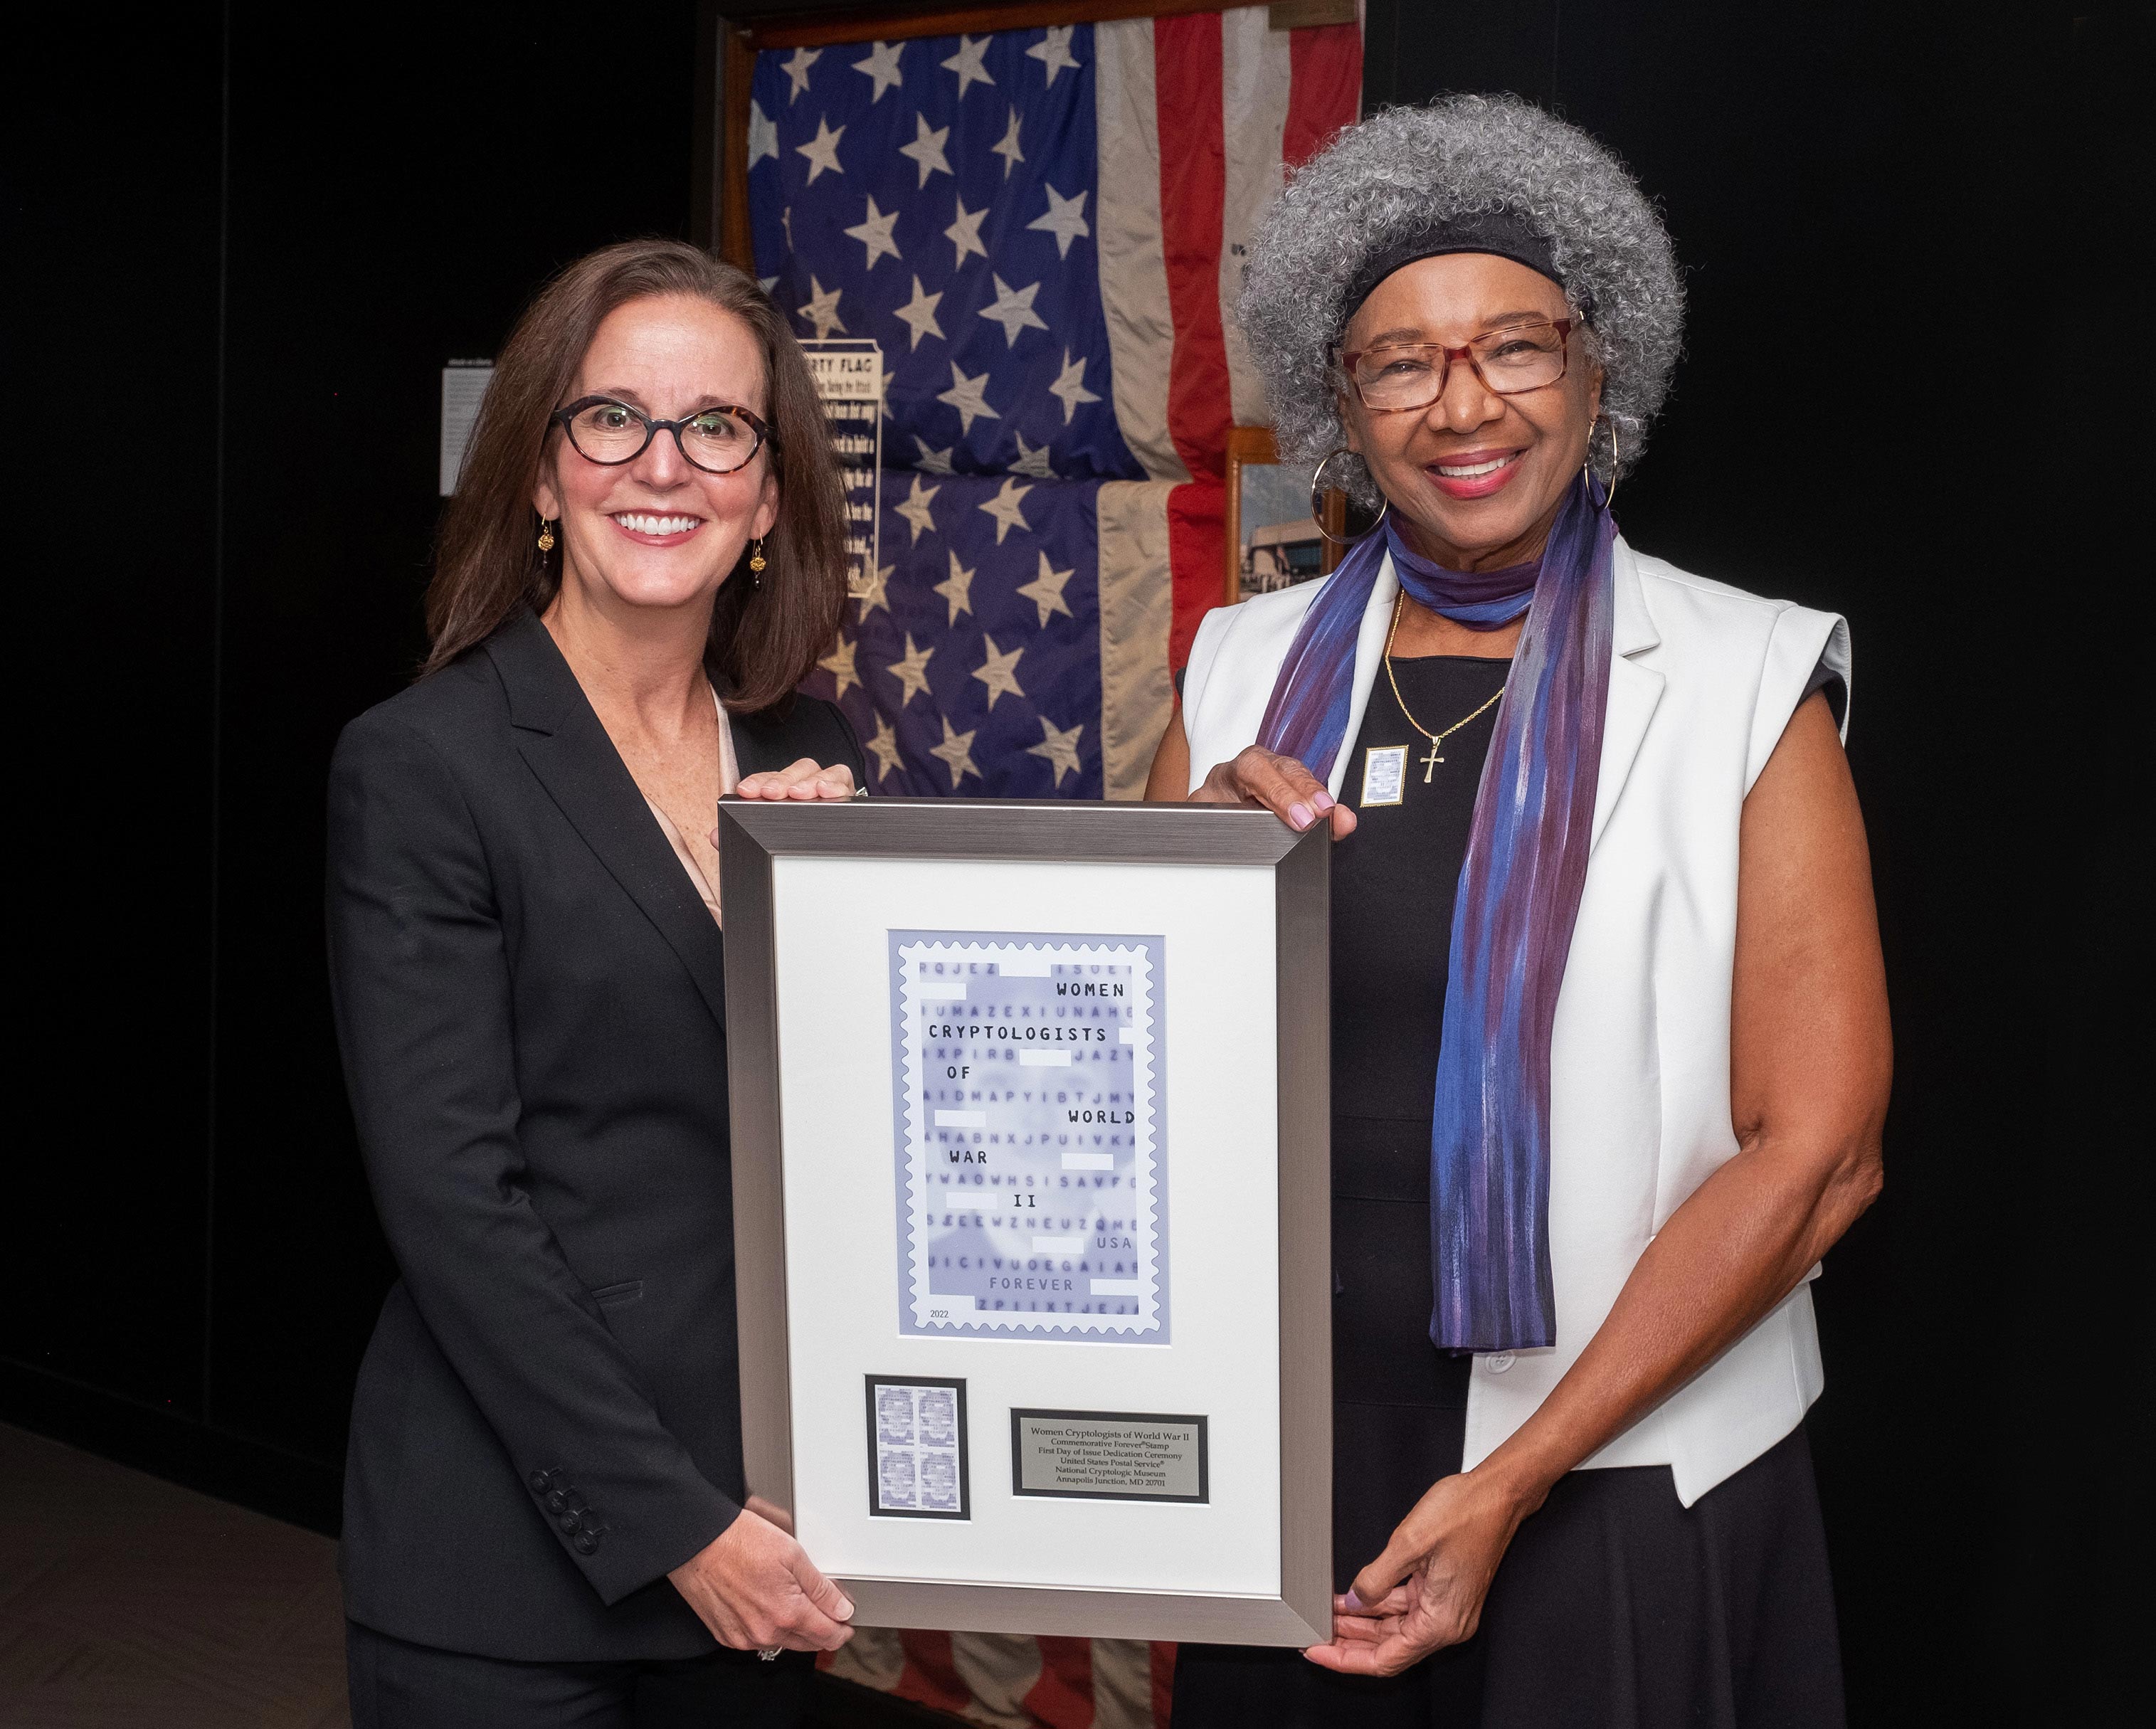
[734, 758, 856, 800]
[1303, 1466, 1538, 1677]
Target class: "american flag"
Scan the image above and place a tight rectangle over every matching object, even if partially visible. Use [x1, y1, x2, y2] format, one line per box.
[749, 12, 1359, 1724]
[750, 7, 1360, 804]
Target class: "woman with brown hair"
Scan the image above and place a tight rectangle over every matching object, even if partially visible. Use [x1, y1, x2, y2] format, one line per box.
[327, 240, 864, 1726]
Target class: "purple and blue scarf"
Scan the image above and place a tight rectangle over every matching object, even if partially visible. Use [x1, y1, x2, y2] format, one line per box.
[1256, 475, 1617, 1351]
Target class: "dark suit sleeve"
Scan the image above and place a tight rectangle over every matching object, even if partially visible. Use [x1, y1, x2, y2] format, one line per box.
[327, 709, 739, 1607]
[808, 696, 868, 788]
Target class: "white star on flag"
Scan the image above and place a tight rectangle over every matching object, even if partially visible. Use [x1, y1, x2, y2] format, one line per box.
[929, 717, 981, 788]
[892, 276, 945, 350]
[894, 475, 940, 544]
[898, 112, 952, 189]
[911, 435, 954, 473]
[1047, 349, 1103, 424]
[1027, 714, 1085, 787]
[940, 34, 995, 98]
[816, 634, 860, 699]
[937, 363, 1000, 435]
[796, 116, 845, 183]
[991, 107, 1025, 179]
[976, 274, 1048, 348]
[796, 276, 845, 340]
[1026, 184, 1090, 259]
[842, 195, 903, 269]
[934, 550, 976, 624]
[746, 100, 778, 169]
[944, 196, 989, 268]
[852, 40, 904, 102]
[977, 477, 1033, 544]
[1010, 432, 1055, 478]
[1026, 26, 1081, 85]
[884, 633, 936, 704]
[853, 560, 892, 621]
[971, 635, 1027, 709]
[1017, 550, 1075, 624]
[865, 714, 904, 783]
[781, 46, 820, 102]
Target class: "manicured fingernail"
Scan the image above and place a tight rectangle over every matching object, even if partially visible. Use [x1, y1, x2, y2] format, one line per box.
[837, 1597, 855, 1619]
[1343, 1588, 1366, 1612]
[1312, 791, 1335, 813]
[1288, 802, 1313, 830]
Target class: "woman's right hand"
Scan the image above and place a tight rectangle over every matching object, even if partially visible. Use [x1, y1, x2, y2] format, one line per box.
[1190, 746, 1358, 838]
[668, 1499, 856, 1652]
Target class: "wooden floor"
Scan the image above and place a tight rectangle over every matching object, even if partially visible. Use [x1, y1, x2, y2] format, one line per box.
[0, 1423, 349, 1728]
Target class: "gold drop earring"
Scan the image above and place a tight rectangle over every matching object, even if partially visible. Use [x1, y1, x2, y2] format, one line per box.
[749, 538, 767, 590]
[537, 517, 557, 554]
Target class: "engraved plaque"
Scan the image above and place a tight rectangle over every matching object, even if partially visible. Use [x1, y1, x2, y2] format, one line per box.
[1010, 1409, 1209, 1503]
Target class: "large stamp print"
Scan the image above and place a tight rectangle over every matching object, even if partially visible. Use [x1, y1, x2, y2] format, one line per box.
[889, 931, 1168, 1342]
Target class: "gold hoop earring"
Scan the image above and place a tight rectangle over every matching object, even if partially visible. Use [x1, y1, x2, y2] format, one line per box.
[1586, 418, 1620, 512]
[1309, 449, 1388, 546]
[537, 517, 556, 554]
[748, 538, 767, 589]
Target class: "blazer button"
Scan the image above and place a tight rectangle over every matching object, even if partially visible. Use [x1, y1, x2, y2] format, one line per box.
[527, 1471, 551, 1494]
[546, 1490, 568, 1513]
[574, 1531, 598, 1555]
[559, 1510, 583, 1533]
[1486, 1352, 1515, 1373]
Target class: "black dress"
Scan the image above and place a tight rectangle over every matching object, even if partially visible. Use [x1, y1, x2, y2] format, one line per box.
[1172, 652, 1846, 1728]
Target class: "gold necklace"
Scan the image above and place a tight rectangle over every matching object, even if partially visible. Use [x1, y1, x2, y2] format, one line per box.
[1383, 593, 1508, 783]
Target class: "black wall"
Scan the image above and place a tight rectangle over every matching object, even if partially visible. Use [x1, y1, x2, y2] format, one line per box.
[10, 3, 2140, 1723]
[13, 0, 707, 1518]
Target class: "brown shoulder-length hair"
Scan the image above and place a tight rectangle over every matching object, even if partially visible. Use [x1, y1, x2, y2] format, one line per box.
[423, 239, 845, 712]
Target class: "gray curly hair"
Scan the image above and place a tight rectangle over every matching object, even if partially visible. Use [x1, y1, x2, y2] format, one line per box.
[1237, 93, 1683, 500]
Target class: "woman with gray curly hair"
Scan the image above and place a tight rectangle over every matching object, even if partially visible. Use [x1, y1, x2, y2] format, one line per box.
[1147, 96, 1888, 1725]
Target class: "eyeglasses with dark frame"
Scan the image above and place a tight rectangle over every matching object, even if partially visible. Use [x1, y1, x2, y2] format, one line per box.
[1337, 317, 1577, 414]
[551, 396, 776, 475]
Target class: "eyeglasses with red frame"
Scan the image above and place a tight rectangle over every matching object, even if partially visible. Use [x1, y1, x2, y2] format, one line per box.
[1338, 318, 1577, 413]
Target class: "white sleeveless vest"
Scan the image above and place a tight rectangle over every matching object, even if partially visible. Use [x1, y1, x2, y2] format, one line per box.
[1182, 538, 1851, 1506]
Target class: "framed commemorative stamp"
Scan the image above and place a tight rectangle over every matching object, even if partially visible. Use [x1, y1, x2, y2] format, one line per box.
[889, 929, 1169, 1343]
[719, 798, 1331, 1645]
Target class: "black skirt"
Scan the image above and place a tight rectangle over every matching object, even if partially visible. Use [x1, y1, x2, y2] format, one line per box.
[1172, 1424, 1845, 1729]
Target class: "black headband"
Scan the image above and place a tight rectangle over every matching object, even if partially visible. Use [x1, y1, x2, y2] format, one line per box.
[1338, 209, 1575, 334]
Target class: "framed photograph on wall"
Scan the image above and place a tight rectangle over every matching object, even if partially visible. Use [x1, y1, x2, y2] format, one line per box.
[1224, 425, 1344, 605]
[718, 798, 1332, 1645]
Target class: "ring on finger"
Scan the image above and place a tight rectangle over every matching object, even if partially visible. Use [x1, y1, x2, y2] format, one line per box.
[758, 1646, 782, 1661]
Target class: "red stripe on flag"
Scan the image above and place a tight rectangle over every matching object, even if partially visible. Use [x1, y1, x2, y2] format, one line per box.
[1152, 9, 1232, 482]
[1168, 480, 1225, 675]
[1284, 21, 1363, 170]
[892, 1630, 973, 1718]
[1021, 1635, 1097, 1726]
[1152, 1639, 1180, 1727]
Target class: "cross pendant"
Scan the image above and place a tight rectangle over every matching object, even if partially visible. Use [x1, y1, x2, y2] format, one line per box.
[1420, 740, 1444, 782]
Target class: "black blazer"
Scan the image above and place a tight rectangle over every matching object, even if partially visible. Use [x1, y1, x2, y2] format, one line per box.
[327, 612, 865, 1662]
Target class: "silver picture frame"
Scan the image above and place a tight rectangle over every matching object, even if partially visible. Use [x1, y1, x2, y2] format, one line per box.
[717, 798, 1332, 1645]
